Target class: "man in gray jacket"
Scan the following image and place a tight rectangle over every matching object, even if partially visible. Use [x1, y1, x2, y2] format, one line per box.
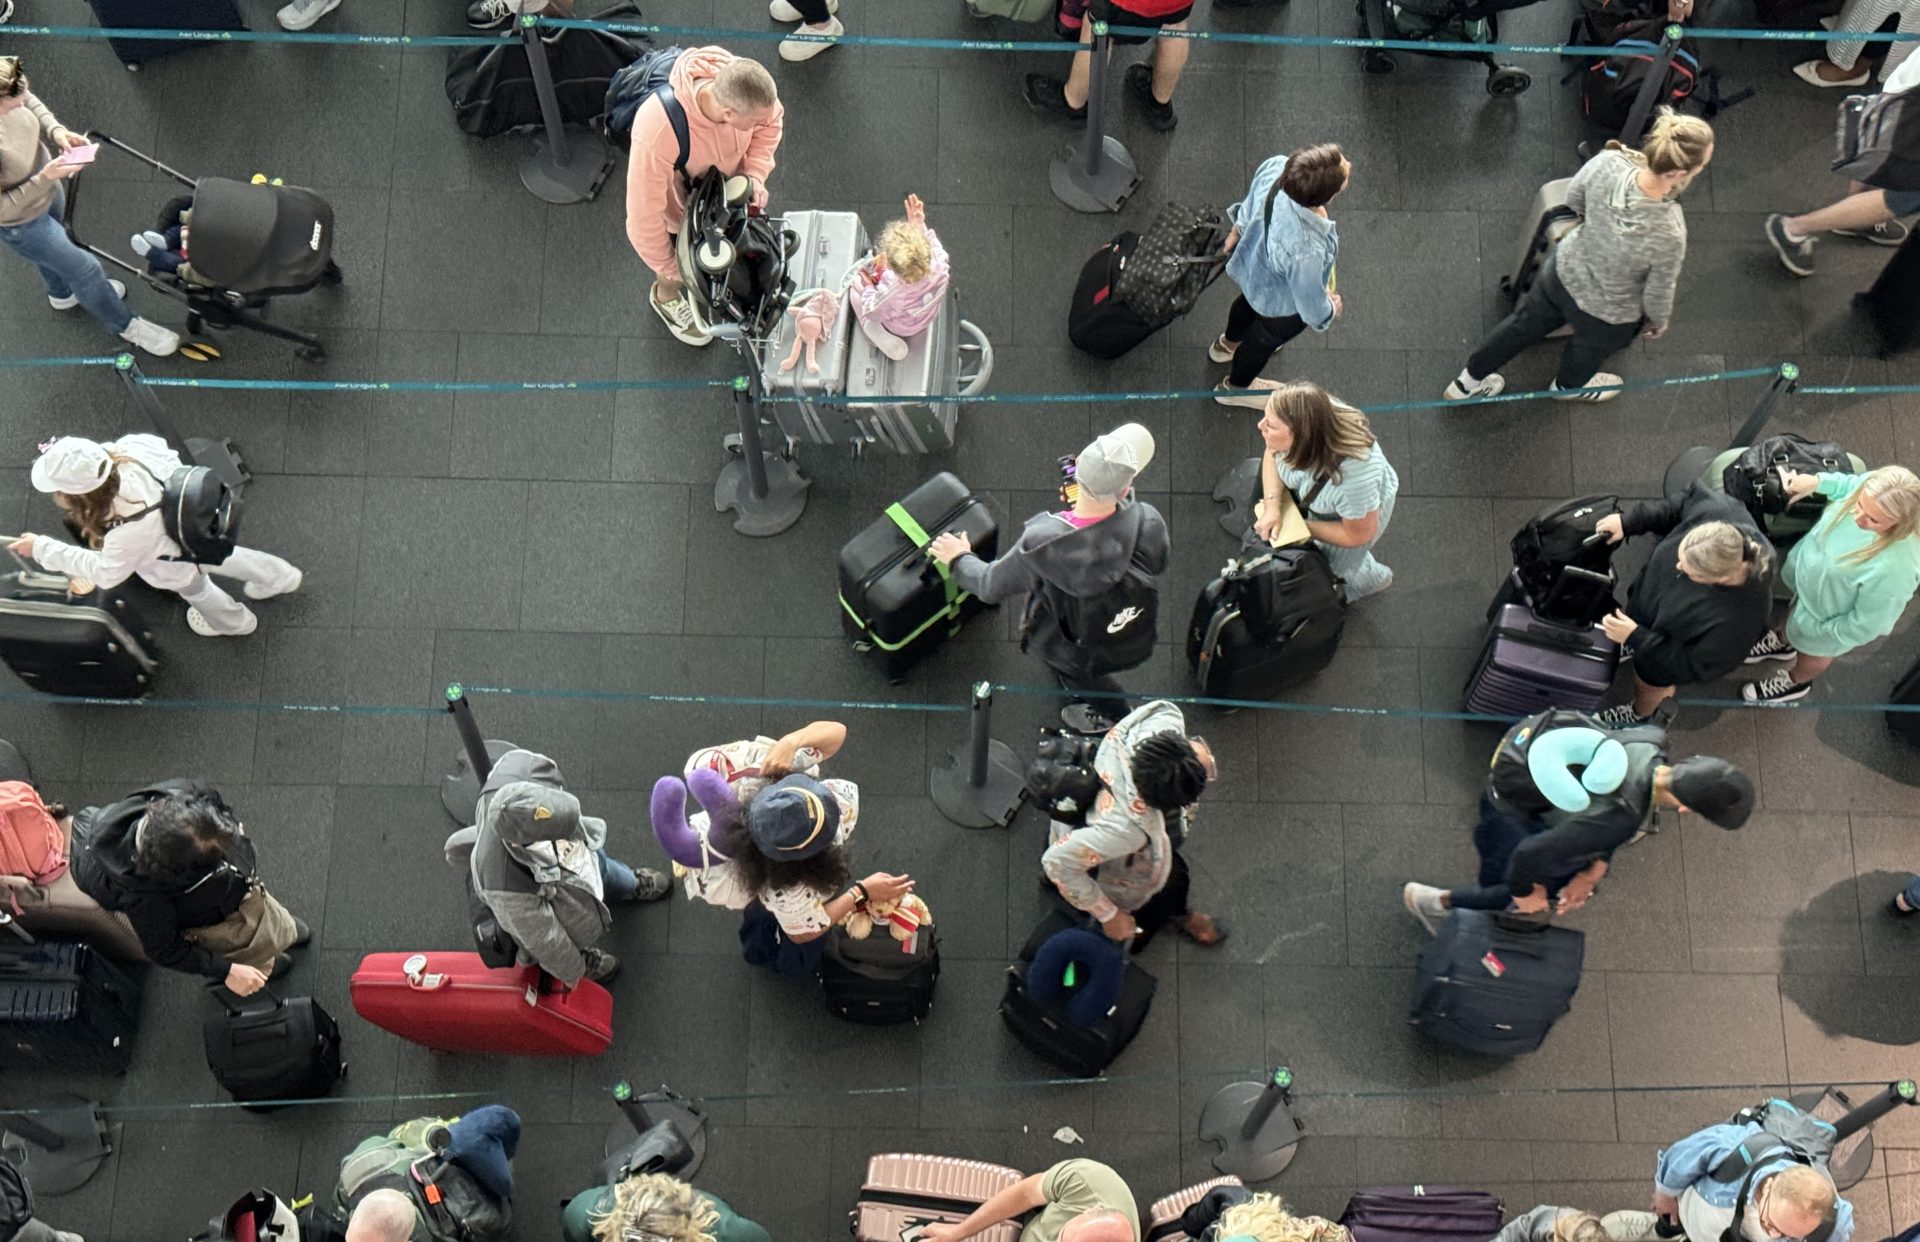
[452, 750, 667, 987]
[929, 423, 1168, 730]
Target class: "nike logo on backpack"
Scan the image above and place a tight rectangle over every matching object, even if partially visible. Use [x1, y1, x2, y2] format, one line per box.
[1107, 606, 1144, 634]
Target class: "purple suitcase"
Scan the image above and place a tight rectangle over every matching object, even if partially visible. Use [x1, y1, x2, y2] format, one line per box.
[1463, 603, 1618, 716]
[1338, 1187, 1505, 1241]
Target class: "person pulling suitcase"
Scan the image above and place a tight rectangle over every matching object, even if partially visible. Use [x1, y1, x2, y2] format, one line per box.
[918, 1158, 1139, 1242]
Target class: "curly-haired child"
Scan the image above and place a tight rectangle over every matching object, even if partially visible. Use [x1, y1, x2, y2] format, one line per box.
[852, 193, 951, 362]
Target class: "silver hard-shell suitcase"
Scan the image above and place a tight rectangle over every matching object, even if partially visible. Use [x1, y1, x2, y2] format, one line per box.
[838, 291, 995, 454]
[1503, 177, 1579, 303]
[760, 209, 867, 423]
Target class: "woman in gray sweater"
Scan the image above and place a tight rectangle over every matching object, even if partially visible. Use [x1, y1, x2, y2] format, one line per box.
[1445, 110, 1714, 405]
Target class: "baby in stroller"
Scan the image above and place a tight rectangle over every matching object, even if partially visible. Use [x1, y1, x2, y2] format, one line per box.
[128, 194, 206, 286]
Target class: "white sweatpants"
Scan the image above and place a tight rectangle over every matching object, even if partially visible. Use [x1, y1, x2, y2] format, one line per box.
[137, 546, 301, 635]
[1828, 0, 1920, 74]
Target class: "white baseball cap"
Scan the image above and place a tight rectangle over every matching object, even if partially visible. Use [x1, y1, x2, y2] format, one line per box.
[1075, 423, 1157, 501]
[30, 437, 111, 495]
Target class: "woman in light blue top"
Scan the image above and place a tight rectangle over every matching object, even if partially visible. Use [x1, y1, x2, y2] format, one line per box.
[1742, 465, 1920, 702]
[1252, 380, 1399, 601]
[1212, 144, 1347, 409]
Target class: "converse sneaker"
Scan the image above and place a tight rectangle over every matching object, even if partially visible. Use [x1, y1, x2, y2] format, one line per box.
[650, 286, 713, 347]
[779, 16, 843, 61]
[1765, 213, 1816, 276]
[1214, 378, 1278, 409]
[276, 0, 343, 30]
[49, 279, 125, 311]
[120, 317, 181, 357]
[1742, 668, 1811, 704]
[1443, 371, 1505, 401]
[243, 568, 303, 601]
[1744, 630, 1796, 663]
[1593, 703, 1649, 727]
[1207, 335, 1239, 364]
[1551, 372, 1622, 403]
[186, 606, 258, 638]
[1832, 218, 1910, 245]
[770, 0, 836, 18]
[1401, 883, 1448, 936]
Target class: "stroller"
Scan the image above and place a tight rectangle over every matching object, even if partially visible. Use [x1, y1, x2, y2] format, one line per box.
[1357, 0, 1535, 94]
[676, 170, 795, 346]
[65, 134, 342, 361]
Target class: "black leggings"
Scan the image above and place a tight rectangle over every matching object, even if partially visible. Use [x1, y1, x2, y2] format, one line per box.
[788, 0, 834, 19]
[1223, 295, 1308, 388]
[1465, 262, 1642, 390]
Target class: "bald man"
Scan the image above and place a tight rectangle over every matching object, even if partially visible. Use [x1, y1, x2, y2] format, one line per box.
[344, 1189, 417, 1242]
[921, 1159, 1139, 1242]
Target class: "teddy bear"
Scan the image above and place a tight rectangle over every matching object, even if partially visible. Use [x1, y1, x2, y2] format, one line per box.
[844, 892, 933, 944]
[778, 286, 840, 374]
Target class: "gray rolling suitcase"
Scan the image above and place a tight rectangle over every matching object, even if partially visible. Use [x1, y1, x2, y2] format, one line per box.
[1502, 178, 1578, 302]
[762, 210, 868, 434]
[840, 292, 994, 454]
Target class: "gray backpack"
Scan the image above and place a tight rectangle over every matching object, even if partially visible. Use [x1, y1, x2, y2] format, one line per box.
[1709, 1098, 1840, 1242]
[1834, 84, 1920, 192]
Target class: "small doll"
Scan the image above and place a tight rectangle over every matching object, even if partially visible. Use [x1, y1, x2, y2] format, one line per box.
[779, 287, 840, 374]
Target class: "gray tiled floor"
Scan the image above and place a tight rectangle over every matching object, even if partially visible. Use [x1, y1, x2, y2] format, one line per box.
[4, 0, 1920, 1238]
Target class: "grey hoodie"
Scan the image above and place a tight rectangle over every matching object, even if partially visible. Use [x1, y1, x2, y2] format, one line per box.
[1040, 700, 1186, 923]
[949, 499, 1170, 679]
[461, 750, 611, 987]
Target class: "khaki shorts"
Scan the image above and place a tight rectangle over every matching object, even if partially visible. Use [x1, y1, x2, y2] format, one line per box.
[184, 885, 299, 973]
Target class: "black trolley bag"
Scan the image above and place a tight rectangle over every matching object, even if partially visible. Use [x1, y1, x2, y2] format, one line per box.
[820, 923, 940, 1025]
[203, 982, 346, 1110]
[1410, 909, 1584, 1057]
[0, 552, 158, 699]
[86, 0, 247, 70]
[1070, 233, 1161, 360]
[1188, 546, 1346, 699]
[839, 472, 998, 682]
[0, 937, 144, 1074]
[1000, 910, 1155, 1077]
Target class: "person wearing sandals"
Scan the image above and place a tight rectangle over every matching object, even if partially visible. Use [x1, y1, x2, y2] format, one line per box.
[1742, 466, 1920, 703]
[1040, 700, 1229, 951]
[1446, 110, 1713, 407]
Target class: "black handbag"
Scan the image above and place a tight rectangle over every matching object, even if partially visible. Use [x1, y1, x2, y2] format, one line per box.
[1723, 433, 1851, 523]
[1113, 202, 1230, 326]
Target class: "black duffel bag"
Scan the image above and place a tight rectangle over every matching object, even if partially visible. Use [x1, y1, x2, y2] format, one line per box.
[445, 3, 645, 138]
[1723, 433, 1852, 524]
[1111, 201, 1230, 327]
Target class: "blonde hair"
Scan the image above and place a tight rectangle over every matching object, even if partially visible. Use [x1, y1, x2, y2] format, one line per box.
[1606, 108, 1714, 176]
[1215, 1192, 1351, 1242]
[878, 220, 934, 284]
[589, 1173, 718, 1242]
[1264, 381, 1377, 484]
[1820, 465, 1920, 565]
[1679, 519, 1770, 582]
[1557, 1212, 1609, 1242]
[713, 58, 779, 114]
[1770, 1165, 1837, 1216]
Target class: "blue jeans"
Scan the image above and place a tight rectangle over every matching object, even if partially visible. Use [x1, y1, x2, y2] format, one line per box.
[1903, 874, 1920, 910]
[597, 850, 639, 902]
[0, 186, 133, 334]
[1447, 794, 1585, 912]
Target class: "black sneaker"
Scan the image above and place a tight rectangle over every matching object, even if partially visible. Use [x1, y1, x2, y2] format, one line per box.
[1125, 63, 1177, 132]
[1061, 703, 1115, 735]
[467, 0, 521, 30]
[270, 952, 294, 977]
[1023, 74, 1087, 121]
[290, 917, 313, 948]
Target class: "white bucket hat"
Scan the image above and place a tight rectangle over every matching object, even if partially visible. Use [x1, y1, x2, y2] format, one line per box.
[30, 437, 112, 495]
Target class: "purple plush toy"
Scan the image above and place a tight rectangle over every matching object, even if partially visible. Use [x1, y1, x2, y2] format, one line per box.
[650, 767, 750, 870]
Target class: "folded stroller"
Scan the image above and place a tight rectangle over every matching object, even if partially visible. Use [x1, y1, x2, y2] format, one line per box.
[1356, 0, 1535, 94]
[65, 133, 342, 360]
[675, 171, 795, 347]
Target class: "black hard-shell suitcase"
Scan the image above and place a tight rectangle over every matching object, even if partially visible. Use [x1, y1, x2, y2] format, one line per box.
[1410, 910, 1583, 1057]
[1889, 653, 1920, 745]
[1187, 547, 1345, 698]
[0, 939, 143, 1074]
[999, 911, 1155, 1077]
[87, 0, 247, 69]
[1338, 1186, 1507, 1241]
[838, 473, 999, 682]
[203, 985, 346, 1111]
[0, 562, 158, 699]
[1069, 233, 1162, 360]
[1463, 600, 1619, 716]
[820, 924, 940, 1025]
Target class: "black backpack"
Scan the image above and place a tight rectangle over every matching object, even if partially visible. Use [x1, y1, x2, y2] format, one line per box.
[443, 6, 645, 139]
[1053, 567, 1159, 673]
[1510, 494, 1620, 624]
[1112, 201, 1229, 327]
[1723, 433, 1853, 523]
[1581, 31, 1702, 133]
[111, 461, 241, 565]
[604, 45, 690, 164]
[202, 985, 346, 1113]
[1025, 729, 1103, 824]
[0, 1158, 31, 1242]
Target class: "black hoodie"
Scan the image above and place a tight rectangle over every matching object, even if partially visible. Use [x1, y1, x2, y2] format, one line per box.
[68, 780, 257, 980]
[1619, 485, 1772, 687]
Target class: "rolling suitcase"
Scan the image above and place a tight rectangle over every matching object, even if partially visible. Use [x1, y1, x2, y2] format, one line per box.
[1889, 653, 1920, 745]
[0, 561, 158, 699]
[820, 924, 940, 1025]
[1338, 1186, 1507, 1242]
[1187, 547, 1346, 698]
[0, 938, 143, 1074]
[1502, 178, 1579, 303]
[1410, 910, 1583, 1057]
[349, 951, 613, 1057]
[840, 291, 994, 454]
[762, 210, 869, 435]
[1000, 911, 1155, 1077]
[203, 985, 345, 1111]
[87, 0, 249, 70]
[1463, 601, 1619, 716]
[838, 472, 999, 681]
[1069, 233, 1162, 360]
[1146, 1177, 1248, 1242]
[850, 1154, 1027, 1242]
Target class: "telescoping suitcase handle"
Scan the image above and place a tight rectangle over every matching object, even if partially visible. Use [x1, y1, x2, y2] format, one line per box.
[206, 979, 289, 1015]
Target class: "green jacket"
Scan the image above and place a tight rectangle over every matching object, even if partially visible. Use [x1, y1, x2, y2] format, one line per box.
[1784, 473, 1920, 658]
[560, 1186, 769, 1242]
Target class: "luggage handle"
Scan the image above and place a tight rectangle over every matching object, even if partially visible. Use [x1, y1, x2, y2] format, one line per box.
[0, 906, 35, 945]
[206, 979, 286, 1016]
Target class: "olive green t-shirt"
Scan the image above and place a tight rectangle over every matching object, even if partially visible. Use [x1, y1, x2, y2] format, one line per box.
[1018, 1160, 1140, 1242]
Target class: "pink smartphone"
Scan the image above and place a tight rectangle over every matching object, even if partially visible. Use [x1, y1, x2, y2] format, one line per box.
[56, 143, 99, 166]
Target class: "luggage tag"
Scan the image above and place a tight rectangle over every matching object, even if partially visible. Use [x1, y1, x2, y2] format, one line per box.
[1480, 951, 1507, 978]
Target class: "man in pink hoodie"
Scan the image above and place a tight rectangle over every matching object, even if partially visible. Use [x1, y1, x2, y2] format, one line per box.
[624, 47, 785, 347]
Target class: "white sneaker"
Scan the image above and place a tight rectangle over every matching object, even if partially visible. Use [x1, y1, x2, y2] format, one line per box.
[1443, 371, 1504, 401]
[244, 568, 303, 602]
[276, 0, 342, 30]
[120, 317, 180, 357]
[50, 279, 126, 311]
[770, 0, 836, 18]
[186, 606, 258, 638]
[1207, 335, 1238, 364]
[650, 288, 713, 347]
[1213, 378, 1278, 409]
[1599, 1210, 1663, 1241]
[779, 16, 844, 61]
[1551, 372, 1622, 403]
[1401, 883, 1448, 936]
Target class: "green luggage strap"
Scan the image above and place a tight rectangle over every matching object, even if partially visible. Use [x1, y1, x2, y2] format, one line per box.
[836, 503, 971, 651]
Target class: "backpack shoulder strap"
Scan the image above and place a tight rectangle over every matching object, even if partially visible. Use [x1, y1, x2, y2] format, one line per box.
[1709, 1133, 1790, 1183]
[1262, 175, 1285, 231]
[656, 82, 691, 174]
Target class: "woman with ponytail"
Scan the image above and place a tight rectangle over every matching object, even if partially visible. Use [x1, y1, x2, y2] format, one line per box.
[1743, 465, 1920, 702]
[1592, 485, 1773, 724]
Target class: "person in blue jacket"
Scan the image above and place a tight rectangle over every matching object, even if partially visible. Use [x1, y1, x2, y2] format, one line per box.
[1604, 1120, 1852, 1242]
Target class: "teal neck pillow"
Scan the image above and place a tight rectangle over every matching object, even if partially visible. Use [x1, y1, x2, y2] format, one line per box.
[1525, 726, 1629, 812]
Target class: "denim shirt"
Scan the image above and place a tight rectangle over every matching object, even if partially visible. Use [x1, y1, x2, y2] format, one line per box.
[1225, 155, 1339, 328]
[1654, 1122, 1854, 1242]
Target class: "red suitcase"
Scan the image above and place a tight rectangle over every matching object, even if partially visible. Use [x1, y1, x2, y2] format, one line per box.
[349, 951, 612, 1057]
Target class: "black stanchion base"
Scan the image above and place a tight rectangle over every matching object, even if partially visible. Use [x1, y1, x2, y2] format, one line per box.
[714, 453, 810, 538]
[602, 1095, 708, 1182]
[520, 129, 616, 205]
[1661, 445, 1717, 499]
[1050, 136, 1142, 214]
[1198, 1081, 1305, 1182]
[1, 1100, 114, 1195]
[931, 739, 1027, 829]
[442, 738, 521, 824]
[1211, 458, 1260, 540]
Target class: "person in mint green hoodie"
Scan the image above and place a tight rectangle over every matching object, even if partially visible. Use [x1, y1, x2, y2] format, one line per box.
[1742, 465, 1920, 703]
[561, 1170, 768, 1242]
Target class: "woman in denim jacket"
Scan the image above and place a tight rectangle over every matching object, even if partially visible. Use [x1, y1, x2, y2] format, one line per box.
[1211, 144, 1348, 408]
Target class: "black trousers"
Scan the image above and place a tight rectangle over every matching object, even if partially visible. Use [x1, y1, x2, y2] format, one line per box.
[1223, 294, 1308, 388]
[1465, 263, 1642, 390]
[788, 0, 834, 19]
[1130, 850, 1193, 949]
[1050, 663, 1137, 720]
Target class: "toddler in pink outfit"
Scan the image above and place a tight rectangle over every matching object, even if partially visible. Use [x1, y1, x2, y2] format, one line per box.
[852, 193, 951, 362]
